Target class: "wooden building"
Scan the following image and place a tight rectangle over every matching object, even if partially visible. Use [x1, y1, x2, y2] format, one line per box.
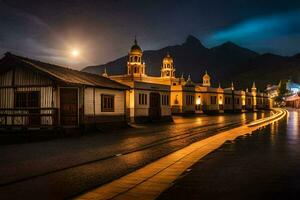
[0, 53, 130, 130]
[285, 93, 300, 109]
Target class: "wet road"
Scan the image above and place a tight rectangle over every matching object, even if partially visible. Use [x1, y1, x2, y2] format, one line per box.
[0, 112, 269, 200]
[158, 109, 300, 200]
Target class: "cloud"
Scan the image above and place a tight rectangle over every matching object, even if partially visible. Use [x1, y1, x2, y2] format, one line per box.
[0, 1, 80, 66]
[205, 10, 300, 45]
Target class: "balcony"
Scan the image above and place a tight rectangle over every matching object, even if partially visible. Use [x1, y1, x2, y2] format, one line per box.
[0, 108, 59, 128]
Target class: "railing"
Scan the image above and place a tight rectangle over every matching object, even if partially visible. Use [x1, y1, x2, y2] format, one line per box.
[0, 108, 59, 128]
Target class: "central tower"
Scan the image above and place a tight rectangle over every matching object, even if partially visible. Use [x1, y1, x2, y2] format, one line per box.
[161, 53, 175, 78]
[127, 38, 146, 77]
[202, 70, 211, 87]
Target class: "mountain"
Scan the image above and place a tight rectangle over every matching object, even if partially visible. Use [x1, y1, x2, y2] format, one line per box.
[233, 53, 300, 90]
[82, 35, 300, 90]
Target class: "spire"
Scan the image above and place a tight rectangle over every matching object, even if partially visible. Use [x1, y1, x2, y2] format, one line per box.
[102, 67, 108, 77]
[251, 81, 257, 93]
[181, 73, 184, 79]
[252, 81, 256, 89]
[185, 74, 194, 86]
[205, 70, 208, 75]
[218, 82, 221, 88]
[187, 74, 191, 81]
[134, 35, 137, 45]
[231, 82, 234, 90]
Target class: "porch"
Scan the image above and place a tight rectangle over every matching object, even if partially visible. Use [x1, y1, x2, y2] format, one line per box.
[0, 108, 59, 129]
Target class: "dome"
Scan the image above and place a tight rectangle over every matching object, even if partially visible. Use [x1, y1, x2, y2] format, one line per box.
[130, 38, 142, 54]
[203, 70, 210, 79]
[163, 53, 173, 63]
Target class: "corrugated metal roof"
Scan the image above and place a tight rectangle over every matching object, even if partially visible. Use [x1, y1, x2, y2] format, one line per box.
[285, 93, 300, 101]
[1, 52, 130, 90]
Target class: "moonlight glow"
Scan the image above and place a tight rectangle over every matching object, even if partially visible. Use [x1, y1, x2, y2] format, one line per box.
[71, 49, 80, 58]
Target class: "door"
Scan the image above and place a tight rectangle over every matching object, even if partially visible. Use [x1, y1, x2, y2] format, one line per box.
[149, 92, 161, 120]
[60, 88, 78, 126]
[27, 92, 40, 126]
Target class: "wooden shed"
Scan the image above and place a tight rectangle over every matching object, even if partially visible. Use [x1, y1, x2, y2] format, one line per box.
[0, 53, 130, 130]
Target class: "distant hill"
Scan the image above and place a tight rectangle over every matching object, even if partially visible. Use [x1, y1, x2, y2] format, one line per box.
[82, 35, 300, 90]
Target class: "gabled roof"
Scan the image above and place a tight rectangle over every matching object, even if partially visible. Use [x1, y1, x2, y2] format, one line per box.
[285, 93, 300, 101]
[0, 52, 130, 90]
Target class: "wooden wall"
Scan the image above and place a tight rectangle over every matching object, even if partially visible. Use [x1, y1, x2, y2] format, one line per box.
[0, 66, 56, 126]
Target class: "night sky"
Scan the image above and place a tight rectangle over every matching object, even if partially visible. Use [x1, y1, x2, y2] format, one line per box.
[0, 0, 300, 70]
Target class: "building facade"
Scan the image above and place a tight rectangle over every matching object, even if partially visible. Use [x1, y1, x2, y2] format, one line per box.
[106, 39, 273, 117]
[109, 39, 172, 122]
[0, 40, 273, 130]
[0, 53, 129, 130]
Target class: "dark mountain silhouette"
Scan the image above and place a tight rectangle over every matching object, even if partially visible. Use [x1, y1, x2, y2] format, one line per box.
[233, 53, 300, 90]
[82, 35, 300, 90]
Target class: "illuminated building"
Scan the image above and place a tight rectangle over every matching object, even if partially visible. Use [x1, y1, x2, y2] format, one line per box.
[107, 38, 273, 118]
[109, 39, 172, 122]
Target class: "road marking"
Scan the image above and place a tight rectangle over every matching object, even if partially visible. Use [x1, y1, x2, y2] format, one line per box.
[75, 109, 286, 200]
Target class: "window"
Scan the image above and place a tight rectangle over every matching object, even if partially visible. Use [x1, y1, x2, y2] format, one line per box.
[235, 98, 240, 104]
[162, 95, 169, 105]
[247, 98, 251, 105]
[210, 96, 217, 104]
[139, 93, 147, 105]
[186, 95, 194, 105]
[15, 91, 40, 108]
[258, 99, 262, 105]
[101, 94, 114, 112]
[225, 97, 231, 104]
[134, 67, 139, 73]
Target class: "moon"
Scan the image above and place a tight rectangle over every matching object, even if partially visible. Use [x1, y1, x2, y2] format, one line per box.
[71, 49, 80, 58]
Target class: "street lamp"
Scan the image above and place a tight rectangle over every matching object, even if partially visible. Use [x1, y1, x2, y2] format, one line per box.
[231, 82, 235, 113]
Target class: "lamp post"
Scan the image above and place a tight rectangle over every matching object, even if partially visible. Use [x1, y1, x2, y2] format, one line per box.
[231, 82, 235, 113]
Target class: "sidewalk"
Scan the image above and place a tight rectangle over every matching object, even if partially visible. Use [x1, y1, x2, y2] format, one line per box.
[75, 109, 286, 200]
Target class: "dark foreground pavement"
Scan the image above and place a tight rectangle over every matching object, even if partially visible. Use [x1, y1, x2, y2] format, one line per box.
[158, 109, 300, 200]
[0, 112, 268, 200]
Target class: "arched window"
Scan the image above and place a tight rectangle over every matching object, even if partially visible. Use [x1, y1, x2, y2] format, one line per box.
[134, 56, 138, 62]
[138, 57, 141, 62]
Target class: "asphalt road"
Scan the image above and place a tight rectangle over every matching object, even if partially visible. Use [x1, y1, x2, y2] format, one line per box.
[158, 109, 299, 200]
[0, 112, 269, 200]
